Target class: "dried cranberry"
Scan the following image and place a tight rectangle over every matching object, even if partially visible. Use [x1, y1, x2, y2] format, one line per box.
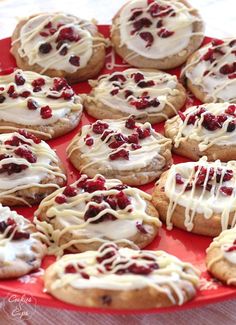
[91, 195, 104, 204]
[129, 9, 143, 21]
[14, 147, 37, 163]
[136, 127, 151, 139]
[201, 48, 215, 62]
[44, 21, 52, 29]
[176, 173, 184, 184]
[109, 149, 129, 161]
[85, 135, 94, 146]
[109, 74, 126, 83]
[110, 88, 119, 96]
[92, 121, 109, 134]
[52, 78, 68, 91]
[83, 178, 106, 193]
[227, 121, 236, 132]
[116, 191, 131, 209]
[219, 64, 235, 75]
[56, 27, 79, 42]
[128, 133, 139, 144]
[80, 272, 90, 279]
[12, 231, 30, 240]
[65, 264, 77, 273]
[139, 32, 154, 47]
[20, 91, 31, 98]
[132, 72, 144, 83]
[225, 104, 236, 116]
[0, 95, 6, 103]
[40, 31, 49, 37]
[125, 116, 136, 129]
[156, 19, 163, 28]
[96, 248, 117, 263]
[137, 80, 155, 88]
[220, 186, 233, 196]
[84, 204, 116, 223]
[55, 195, 67, 204]
[39, 42, 52, 54]
[69, 55, 80, 66]
[0, 163, 28, 175]
[18, 129, 41, 144]
[63, 185, 77, 197]
[158, 28, 174, 38]
[32, 78, 45, 91]
[27, 99, 39, 110]
[109, 140, 125, 149]
[40, 105, 52, 119]
[211, 39, 224, 46]
[59, 46, 68, 56]
[131, 143, 142, 150]
[124, 90, 133, 98]
[136, 222, 147, 234]
[100, 130, 114, 142]
[15, 73, 25, 86]
[132, 18, 152, 34]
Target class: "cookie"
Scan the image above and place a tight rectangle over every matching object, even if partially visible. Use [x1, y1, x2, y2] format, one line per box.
[11, 12, 106, 83]
[0, 130, 66, 206]
[152, 157, 236, 236]
[35, 174, 161, 254]
[183, 38, 236, 102]
[67, 117, 172, 186]
[165, 102, 236, 161]
[0, 204, 46, 279]
[84, 69, 186, 124]
[0, 69, 83, 140]
[44, 242, 200, 309]
[111, 0, 204, 70]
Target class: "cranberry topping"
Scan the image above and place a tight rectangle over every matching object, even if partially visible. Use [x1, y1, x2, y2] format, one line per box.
[125, 116, 136, 129]
[220, 186, 233, 196]
[40, 31, 49, 37]
[64, 263, 84, 273]
[136, 222, 148, 234]
[158, 28, 174, 38]
[137, 80, 155, 88]
[92, 121, 109, 134]
[116, 191, 131, 209]
[219, 63, 236, 75]
[32, 78, 45, 92]
[131, 17, 152, 34]
[63, 185, 77, 197]
[44, 21, 52, 29]
[0, 163, 28, 175]
[83, 177, 106, 193]
[104, 195, 117, 210]
[124, 90, 133, 98]
[176, 173, 184, 184]
[56, 27, 80, 42]
[84, 135, 94, 146]
[136, 127, 151, 139]
[55, 194, 67, 204]
[15, 73, 25, 86]
[116, 262, 159, 275]
[132, 72, 144, 83]
[109, 74, 126, 83]
[109, 140, 126, 149]
[100, 130, 114, 142]
[110, 88, 119, 96]
[229, 73, 236, 79]
[52, 78, 68, 91]
[18, 130, 41, 144]
[7, 85, 18, 98]
[128, 133, 139, 144]
[148, 2, 175, 18]
[80, 272, 90, 279]
[40, 105, 52, 119]
[0, 218, 30, 240]
[84, 204, 117, 223]
[20, 91, 31, 98]
[0, 95, 6, 103]
[69, 55, 80, 66]
[227, 121, 236, 132]
[202, 48, 215, 62]
[14, 147, 37, 163]
[129, 9, 143, 21]
[139, 32, 154, 47]
[39, 42, 52, 54]
[27, 99, 39, 110]
[109, 149, 129, 161]
[62, 88, 74, 100]
[96, 247, 117, 264]
[211, 39, 224, 46]
[59, 46, 68, 56]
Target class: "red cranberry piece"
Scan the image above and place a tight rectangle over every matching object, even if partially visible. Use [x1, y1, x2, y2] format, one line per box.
[14, 147, 37, 163]
[156, 19, 163, 28]
[0, 154, 10, 160]
[226, 245, 236, 252]
[158, 28, 174, 38]
[227, 121, 236, 132]
[104, 195, 117, 210]
[85, 136, 94, 146]
[65, 264, 77, 273]
[96, 248, 117, 263]
[109, 149, 129, 161]
[55, 194, 67, 204]
[62, 88, 74, 100]
[129, 9, 143, 21]
[127, 262, 158, 275]
[109, 74, 126, 83]
[18, 129, 41, 144]
[137, 80, 155, 88]
[27, 99, 39, 110]
[92, 121, 109, 134]
[20, 91, 31, 98]
[15, 73, 25, 86]
[217, 114, 228, 124]
[136, 222, 147, 234]
[7, 85, 16, 97]
[229, 73, 236, 79]
[223, 170, 234, 182]
[202, 113, 222, 131]
[124, 90, 133, 98]
[125, 116, 136, 129]
[128, 133, 139, 144]
[131, 143, 142, 150]
[116, 191, 131, 209]
[0, 163, 28, 175]
[56, 27, 78, 42]
[83, 178, 106, 193]
[91, 195, 104, 204]
[32, 78, 45, 88]
[109, 140, 125, 149]
[39, 31, 49, 37]
[52, 78, 68, 91]
[175, 173, 184, 184]
[110, 88, 119, 96]
[201, 48, 215, 62]
[136, 127, 151, 139]
[211, 39, 224, 46]
[63, 185, 77, 197]
[101, 130, 114, 142]
[84, 204, 116, 223]
[49, 28, 57, 35]
[40, 105, 52, 119]
[69, 55, 80, 66]
[225, 104, 236, 116]
[44, 21, 52, 29]
[132, 18, 152, 34]
[139, 32, 154, 48]
[220, 186, 233, 196]
[80, 272, 90, 279]
[219, 64, 235, 75]
[132, 72, 144, 83]
[39, 42, 52, 54]
[59, 46, 68, 56]
[0, 95, 6, 103]
[12, 231, 30, 240]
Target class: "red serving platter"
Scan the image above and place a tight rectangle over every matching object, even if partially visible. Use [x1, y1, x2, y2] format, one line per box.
[0, 25, 235, 314]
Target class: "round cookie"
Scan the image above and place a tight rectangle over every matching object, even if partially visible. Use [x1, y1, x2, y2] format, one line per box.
[0, 130, 66, 206]
[84, 69, 186, 124]
[0, 69, 83, 140]
[206, 227, 236, 286]
[165, 102, 236, 161]
[44, 242, 200, 309]
[67, 117, 172, 186]
[183, 38, 236, 102]
[111, 0, 204, 70]
[11, 12, 106, 83]
[152, 157, 236, 236]
[0, 204, 46, 279]
[35, 174, 161, 254]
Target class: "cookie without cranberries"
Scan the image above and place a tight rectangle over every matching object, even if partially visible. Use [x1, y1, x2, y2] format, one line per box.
[67, 117, 172, 186]
[111, 0, 204, 70]
[44, 242, 200, 309]
[165, 103, 236, 161]
[0, 131, 66, 206]
[183, 38, 236, 102]
[84, 69, 186, 124]
[0, 69, 83, 140]
[206, 227, 236, 286]
[35, 174, 161, 254]
[11, 12, 106, 83]
[152, 157, 236, 236]
[0, 204, 46, 279]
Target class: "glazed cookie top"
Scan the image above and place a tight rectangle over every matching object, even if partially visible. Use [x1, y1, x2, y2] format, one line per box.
[0, 69, 82, 130]
[116, 0, 203, 60]
[184, 38, 236, 102]
[0, 204, 46, 264]
[168, 103, 236, 150]
[67, 117, 171, 171]
[45, 242, 200, 305]
[88, 69, 181, 117]
[0, 131, 66, 204]
[162, 157, 236, 231]
[13, 12, 103, 73]
[35, 174, 161, 254]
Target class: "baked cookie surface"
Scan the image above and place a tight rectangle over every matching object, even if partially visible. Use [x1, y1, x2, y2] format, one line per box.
[111, 0, 204, 69]
[165, 102, 236, 161]
[11, 12, 106, 82]
[0, 69, 83, 139]
[0, 131, 66, 206]
[35, 174, 161, 254]
[84, 69, 186, 123]
[152, 157, 236, 236]
[183, 38, 236, 102]
[67, 117, 172, 186]
[0, 204, 46, 279]
[206, 227, 236, 286]
[44, 242, 200, 309]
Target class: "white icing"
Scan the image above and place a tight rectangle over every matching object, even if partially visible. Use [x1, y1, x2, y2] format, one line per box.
[119, 0, 200, 59]
[0, 69, 82, 126]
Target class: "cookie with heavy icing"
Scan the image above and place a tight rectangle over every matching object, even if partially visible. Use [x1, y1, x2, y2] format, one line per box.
[0, 131, 66, 206]
[67, 117, 172, 186]
[183, 38, 236, 102]
[44, 242, 200, 309]
[111, 0, 204, 70]
[0, 69, 83, 140]
[35, 174, 161, 254]
[11, 13, 106, 83]
[84, 69, 186, 124]
[206, 227, 236, 286]
[152, 157, 236, 236]
[165, 103, 236, 161]
[0, 204, 46, 279]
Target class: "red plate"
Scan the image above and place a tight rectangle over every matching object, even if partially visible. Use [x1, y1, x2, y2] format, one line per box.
[0, 25, 235, 314]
